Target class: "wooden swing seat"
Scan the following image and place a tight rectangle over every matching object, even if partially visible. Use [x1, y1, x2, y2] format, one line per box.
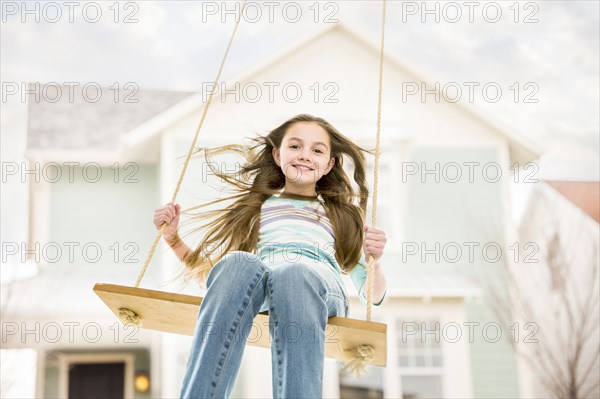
[93, 283, 387, 367]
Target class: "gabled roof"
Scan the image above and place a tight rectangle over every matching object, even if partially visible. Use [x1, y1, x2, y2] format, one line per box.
[122, 23, 543, 162]
[26, 23, 544, 164]
[25, 84, 193, 161]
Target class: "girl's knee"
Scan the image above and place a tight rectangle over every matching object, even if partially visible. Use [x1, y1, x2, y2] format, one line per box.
[272, 262, 310, 279]
[207, 251, 266, 287]
[270, 262, 326, 293]
[282, 262, 321, 279]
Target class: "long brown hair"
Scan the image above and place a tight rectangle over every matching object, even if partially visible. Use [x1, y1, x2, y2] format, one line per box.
[178, 114, 374, 286]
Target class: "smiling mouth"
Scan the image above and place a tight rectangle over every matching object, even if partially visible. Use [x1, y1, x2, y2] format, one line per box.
[293, 164, 314, 171]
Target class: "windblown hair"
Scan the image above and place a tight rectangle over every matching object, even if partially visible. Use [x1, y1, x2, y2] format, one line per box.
[178, 114, 374, 287]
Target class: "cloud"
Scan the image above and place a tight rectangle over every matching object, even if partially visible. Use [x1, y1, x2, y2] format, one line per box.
[127, 1, 167, 38]
[1, 1, 597, 179]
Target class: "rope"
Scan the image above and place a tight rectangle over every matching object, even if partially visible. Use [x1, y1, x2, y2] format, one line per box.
[337, 343, 376, 377]
[342, 0, 386, 377]
[366, 0, 386, 323]
[134, 0, 248, 288]
[118, 308, 141, 326]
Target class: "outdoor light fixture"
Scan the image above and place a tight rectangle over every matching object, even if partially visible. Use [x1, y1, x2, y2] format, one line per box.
[134, 371, 150, 393]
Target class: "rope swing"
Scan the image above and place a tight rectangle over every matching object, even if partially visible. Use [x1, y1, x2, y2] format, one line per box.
[94, 0, 388, 379]
[337, 0, 387, 376]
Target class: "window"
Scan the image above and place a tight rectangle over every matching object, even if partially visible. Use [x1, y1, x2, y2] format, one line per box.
[397, 318, 444, 368]
[397, 318, 445, 398]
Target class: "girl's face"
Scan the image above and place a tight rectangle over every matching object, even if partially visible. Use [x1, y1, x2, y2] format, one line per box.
[272, 122, 335, 195]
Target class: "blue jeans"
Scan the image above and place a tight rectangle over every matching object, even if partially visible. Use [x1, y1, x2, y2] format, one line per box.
[179, 250, 350, 398]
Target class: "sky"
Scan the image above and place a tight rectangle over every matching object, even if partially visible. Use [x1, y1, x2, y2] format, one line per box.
[1, 0, 599, 243]
[2, 1, 598, 172]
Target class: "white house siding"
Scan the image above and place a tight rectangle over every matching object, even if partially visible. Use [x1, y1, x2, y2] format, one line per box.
[403, 146, 520, 398]
[3, 163, 163, 398]
[46, 164, 161, 277]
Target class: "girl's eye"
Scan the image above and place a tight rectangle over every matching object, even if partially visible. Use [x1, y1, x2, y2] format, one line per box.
[288, 144, 323, 153]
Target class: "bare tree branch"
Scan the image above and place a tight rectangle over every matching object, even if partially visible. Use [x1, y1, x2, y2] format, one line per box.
[466, 183, 599, 399]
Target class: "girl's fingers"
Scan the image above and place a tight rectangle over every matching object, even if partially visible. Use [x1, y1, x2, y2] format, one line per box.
[163, 207, 175, 220]
[155, 208, 170, 216]
[154, 203, 180, 230]
[365, 239, 385, 247]
[155, 211, 169, 222]
[365, 227, 386, 258]
[165, 206, 174, 219]
[365, 231, 386, 239]
[171, 204, 180, 218]
[160, 203, 176, 218]
[160, 213, 172, 224]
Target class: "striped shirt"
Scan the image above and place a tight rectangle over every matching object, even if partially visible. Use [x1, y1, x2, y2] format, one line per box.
[257, 193, 386, 306]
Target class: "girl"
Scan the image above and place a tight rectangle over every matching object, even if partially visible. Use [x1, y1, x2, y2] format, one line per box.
[153, 114, 388, 398]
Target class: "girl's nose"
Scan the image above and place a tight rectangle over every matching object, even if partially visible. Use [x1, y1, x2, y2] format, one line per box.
[300, 149, 312, 161]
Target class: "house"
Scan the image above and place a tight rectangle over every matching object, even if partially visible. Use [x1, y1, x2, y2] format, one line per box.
[6, 22, 545, 398]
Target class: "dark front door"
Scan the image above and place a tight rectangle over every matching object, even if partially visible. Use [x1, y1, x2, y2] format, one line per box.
[68, 362, 125, 399]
